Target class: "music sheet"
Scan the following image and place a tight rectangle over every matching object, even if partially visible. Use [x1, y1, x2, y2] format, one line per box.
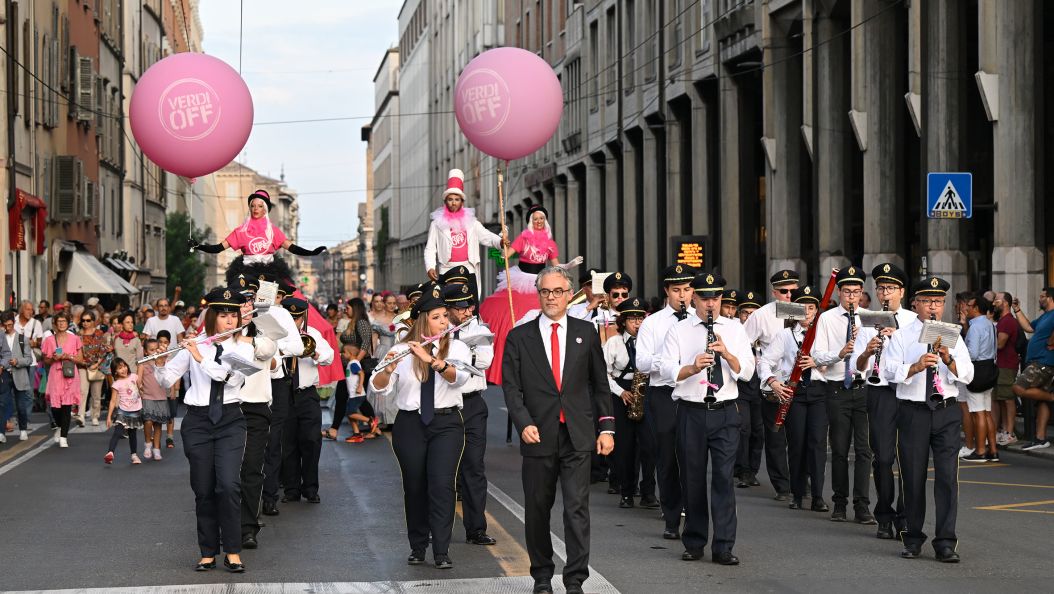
[918, 320, 961, 348]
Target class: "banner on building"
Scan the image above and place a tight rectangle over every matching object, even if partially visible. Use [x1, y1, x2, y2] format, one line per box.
[8, 189, 47, 254]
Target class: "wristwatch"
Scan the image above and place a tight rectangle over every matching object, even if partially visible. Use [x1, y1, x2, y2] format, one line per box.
[223, 371, 233, 384]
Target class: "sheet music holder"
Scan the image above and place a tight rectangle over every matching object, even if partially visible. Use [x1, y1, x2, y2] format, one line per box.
[592, 271, 614, 294]
[255, 280, 279, 308]
[858, 310, 897, 329]
[250, 312, 288, 340]
[459, 328, 495, 348]
[775, 301, 808, 321]
[919, 320, 961, 349]
[220, 352, 266, 376]
[447, 359, 485, 378]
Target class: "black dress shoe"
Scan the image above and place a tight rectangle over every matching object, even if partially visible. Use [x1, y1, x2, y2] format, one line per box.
[681, 549, 703, 561]
[407, 550, 426, 565]
[855, 507, 877, 525]
[194, 560, 216, 572]
[280, 494, 300, 503]
[811, 498, 829, 513]
[565, 585, 584, 594]
[261, 501, 280, 516]
[663, 529, 680, 540]
[607, 485, 619, 494]
[639, 496, 660, 508]
[532, 580, 554, 594]
[712, 551, 740, 565]
[935, 548, 960, 563]
[223, 556, 246, 573]
[748, 474, 761, 487]
[774, 492, 792, 502]
[736, 475, 750, 488]
[876, 523, 895, 540]
[241, 535, 258, 549]
[466, 532, 497, 545]
[306, 494, 321, 504]
[619, 496, 634, 508]
[900, 544, 921, 559]
[830, 504, 847, 522]
[789, 498, 803, 510]
[434, 554, 453, 569]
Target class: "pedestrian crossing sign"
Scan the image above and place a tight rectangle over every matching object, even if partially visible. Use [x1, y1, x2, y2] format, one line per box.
[927, 172, 972, 219]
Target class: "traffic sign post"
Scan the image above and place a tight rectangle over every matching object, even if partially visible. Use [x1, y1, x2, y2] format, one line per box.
[927, 172, 972, 219]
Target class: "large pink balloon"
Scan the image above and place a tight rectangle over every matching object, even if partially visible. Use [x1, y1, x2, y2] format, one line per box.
[130, 53, 253, 179]
[455, 47, 562, 161]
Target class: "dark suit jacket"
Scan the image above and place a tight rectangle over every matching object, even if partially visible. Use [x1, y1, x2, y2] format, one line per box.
[503, 315, 615, 457]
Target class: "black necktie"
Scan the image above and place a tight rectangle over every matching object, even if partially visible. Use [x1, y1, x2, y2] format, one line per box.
[843, 313, 854, 389]
[420, 346, 436, 425]
[707, 333, 724, 397]
[288, 354, 299, 391]
[208, 344, 224, 424]
[674, 308, 687, 321]
[626, 336, 637, 372]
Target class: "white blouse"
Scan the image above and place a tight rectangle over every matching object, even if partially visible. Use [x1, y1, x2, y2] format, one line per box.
[370, 340, 472, 411]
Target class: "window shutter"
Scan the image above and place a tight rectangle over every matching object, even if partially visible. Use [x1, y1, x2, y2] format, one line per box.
[77, 56, 94, 122]
[54, 156, 78, 220]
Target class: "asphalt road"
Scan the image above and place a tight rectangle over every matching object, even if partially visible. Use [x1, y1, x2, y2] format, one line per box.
[1, 387, 1052, 593]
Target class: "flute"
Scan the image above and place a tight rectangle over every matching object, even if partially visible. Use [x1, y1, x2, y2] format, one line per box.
[136, 307, 266, 364]
[377, 316, 478, 372]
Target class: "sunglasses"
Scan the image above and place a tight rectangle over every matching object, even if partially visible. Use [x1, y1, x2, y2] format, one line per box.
[776, 288, 792, 295]
[81, 318, 93, 323]
[610, 291, 629, 298]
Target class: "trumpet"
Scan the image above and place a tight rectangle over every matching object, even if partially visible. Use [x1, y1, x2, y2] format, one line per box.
[377, 316, 478, 372]
[867, 302, 889, 385]
[300, 332, 317, 358]
[137, 308, 265, 364]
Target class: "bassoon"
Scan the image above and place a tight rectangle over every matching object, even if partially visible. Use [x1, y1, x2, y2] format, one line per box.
[774, 269, 839, 429]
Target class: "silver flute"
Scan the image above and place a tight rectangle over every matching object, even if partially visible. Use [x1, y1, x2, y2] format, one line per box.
[377, 316, 478, 372]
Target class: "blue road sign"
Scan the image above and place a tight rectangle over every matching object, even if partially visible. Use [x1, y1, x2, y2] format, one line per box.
[927, 172, 972, 219]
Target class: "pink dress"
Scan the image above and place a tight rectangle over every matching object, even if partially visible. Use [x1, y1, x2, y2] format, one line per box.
[225, 217, 287, 256]
[479, 229, 560, 385]
[42, 333, 83, 407]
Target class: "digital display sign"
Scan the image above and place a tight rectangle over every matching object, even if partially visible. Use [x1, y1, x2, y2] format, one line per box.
[671, 235, 708, 270]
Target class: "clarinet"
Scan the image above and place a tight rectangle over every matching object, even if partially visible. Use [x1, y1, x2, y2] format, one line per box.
[678, 300, 688, 321]
[867, 302, 888, 385]
[704, 311, 717, 403]
[927, 313, 944, 400]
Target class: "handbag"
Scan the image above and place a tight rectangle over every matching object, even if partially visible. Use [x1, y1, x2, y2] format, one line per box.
[87, 369, 106, 382]
[61, 360, 76, 378]
[966, 359, 998, 393]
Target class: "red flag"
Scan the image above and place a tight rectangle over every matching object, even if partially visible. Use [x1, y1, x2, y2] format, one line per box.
[295, 290, 344, 385]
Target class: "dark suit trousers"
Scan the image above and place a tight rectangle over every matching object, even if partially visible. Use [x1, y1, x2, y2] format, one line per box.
[646, 385, 681, 530]
[825, 384, 872, 507]
[735, 377, 764, 477]
[393, 409, 465, 556]
[785, 385, 828, 499]
[760, 396, 791, 495]
[897, 400, 960, 551]
[182, 404, 246, 557]
[239, 402, 271, 539]
[867, 384, 904, 526]
[676, 403, 740, 555]
[263, 377, 291, 505]
[281, 386, 323, 498]
[458, 392, 489, 537]
[612, 390, 656, 499]
[522, 423, 591, 588]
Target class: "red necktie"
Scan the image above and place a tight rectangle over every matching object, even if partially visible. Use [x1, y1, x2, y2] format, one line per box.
[551, 322, 565, 423]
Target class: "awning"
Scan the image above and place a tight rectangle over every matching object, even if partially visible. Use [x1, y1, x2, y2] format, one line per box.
[65, 251, 140, 295]
[104, 256, 138, 272]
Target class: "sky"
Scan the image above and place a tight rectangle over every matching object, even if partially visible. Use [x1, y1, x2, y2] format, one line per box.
[199, 0, 402, 247]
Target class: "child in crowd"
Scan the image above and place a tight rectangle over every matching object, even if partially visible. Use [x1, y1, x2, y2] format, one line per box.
[137, 339, 171, 460]
[342, 344, 375, 443]
[104, 359, 143, 465]
[156, 330, 179, 448]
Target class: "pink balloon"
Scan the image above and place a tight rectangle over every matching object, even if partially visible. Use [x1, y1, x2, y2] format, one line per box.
[454, 47, 562, 161]
[130, 53, 253, 179]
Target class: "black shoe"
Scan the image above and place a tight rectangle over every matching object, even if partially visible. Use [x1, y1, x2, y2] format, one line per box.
[811, 498, 830, 513]
[893, 523, 906, 541]
[748, 474, 761, 487]
[681, 549, 703, 561]
[789, 498, 803, 510]
[774, 492, 792, 502]
[900, 544, 921, 559]
[736, 475, 751, 488]
[663, 529, 680, 540]
[639, 496, 660, 508]
[241, 535, 258, 549]
[876, 523, 895, 540]
[223, 556, 246, 573]
[262, 501, 280, 516]
[434, 554, 453, 569]
[712, 551, 740, 565]
[194, 560, 216, 572]
[935, 548, 960, 563]
[565, 585, 584, 594]
[985, 452, 1000, 462]
[855, 507, 877, 525]
[619, 496, 634, 509]
[607, 485, 620, 494]
[407, 550, 426, 565]
[466, 532, 497, 545]
[532, 580, 554, 594]
[830, 504, 847, 522]
[280, 494, 301, 503]
[306, 494, 321, 504]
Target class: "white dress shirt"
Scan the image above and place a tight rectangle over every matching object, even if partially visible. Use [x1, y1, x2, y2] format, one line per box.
[154, 336, 255, 405]
[603, 331, 636, 395]
[743, 301, 782, 354]
[812, 304, 867, 383]
[568, 303, 617, 327]
[660, 314, 755, 403]
[268, 307, 307, 379]
[370, 340, 471, 411]
[880, 317, 975, 402]
[238, 335, 277, 404]
[758, 325, 808, 385]
[452, 318, 494, 394]
[635, 305, 683, 386]
[852, 308, 918, 386]
[292, 325, 334, 388]
[538, 314, 568, 380]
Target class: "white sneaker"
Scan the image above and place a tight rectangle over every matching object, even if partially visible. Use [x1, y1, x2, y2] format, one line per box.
[996, 431, 1009, 446]
[58, 437, 69, 448]
[1006, 433, 1018, 444]
[19, 430, 28, 441]
[54, 429, 61, 443]
[958, 446, 974, 458]
[143, 447, 153, 460]
[152, 448, 162, 460]
[91, 419, 99, 427]
[0, 434, 7, 443]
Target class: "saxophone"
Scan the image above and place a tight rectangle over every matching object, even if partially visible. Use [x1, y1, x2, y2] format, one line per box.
[628, 371, 649, 421]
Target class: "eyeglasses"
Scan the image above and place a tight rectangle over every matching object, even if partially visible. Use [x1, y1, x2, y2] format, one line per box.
[776, 288, 792, 295]
[916, 298, 945, 307]
[610, 291, 629, 298]
[840, 289, 863, 296]
[875, 286, 901, 294]
[539, 288, 571, 298]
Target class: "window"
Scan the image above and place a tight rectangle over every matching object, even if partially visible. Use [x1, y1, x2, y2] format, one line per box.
[644, 0, 657, 81]
[624, 0, 635, 90]
[606, 8, 617, 103]
[669, 0, 684, 69]
[698, 0, 712, 55]
[589, 20, 599, 111]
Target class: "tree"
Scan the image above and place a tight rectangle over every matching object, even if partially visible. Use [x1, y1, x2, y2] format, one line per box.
[165, 212, 210, 302]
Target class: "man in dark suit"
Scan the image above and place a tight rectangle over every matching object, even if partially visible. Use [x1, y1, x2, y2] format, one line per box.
[503, 266, 616, 594]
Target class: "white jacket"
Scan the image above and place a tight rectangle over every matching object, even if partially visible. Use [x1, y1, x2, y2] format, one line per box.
[423, 207, 503, 272]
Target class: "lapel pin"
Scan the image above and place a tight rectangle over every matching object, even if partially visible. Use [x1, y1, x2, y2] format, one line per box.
[576, 337, 583, 344]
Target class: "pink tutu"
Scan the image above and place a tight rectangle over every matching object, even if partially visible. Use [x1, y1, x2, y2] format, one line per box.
[479, 267, 544, 386]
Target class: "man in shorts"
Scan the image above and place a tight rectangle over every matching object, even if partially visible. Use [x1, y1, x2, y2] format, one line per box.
[991, 292, 1019, 444]
[1011, 287, 1054, 450]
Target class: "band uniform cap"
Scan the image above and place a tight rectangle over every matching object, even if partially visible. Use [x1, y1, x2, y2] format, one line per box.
[871, 262, 908, 288]
[282, 297, 309, 317]
[438, 265, 471, 285]
[737, 290, 762, 310]
[603, 271, 632, 294]
[247, 189, 274, 211]
[770, 269, 800, 287]
[913, 276, 951, 297]
[579, 267, 601, 285]
[663, 264, 697, 285]
[525, 203, 549, 224]
[791, 286, 820, 305]
[691, 271, 726, 295]
[411, 285, 446, 319]
[835, 265, 867, 286]
[205, 287, 245, 312]
[616, 297, 647, 316]
[441, 283, 476, 307]
[721, 289, 739, 305]
[277, 279, 297, 296]
[239, 274, 260, 291]
[407, 282, 427, 299]
[444, 168, 466, 198]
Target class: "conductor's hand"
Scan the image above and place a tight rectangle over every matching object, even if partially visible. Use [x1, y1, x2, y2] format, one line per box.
[596, 433, 614, 456]
[521, 425, 541, 444]
[427, 269, 439, 282]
